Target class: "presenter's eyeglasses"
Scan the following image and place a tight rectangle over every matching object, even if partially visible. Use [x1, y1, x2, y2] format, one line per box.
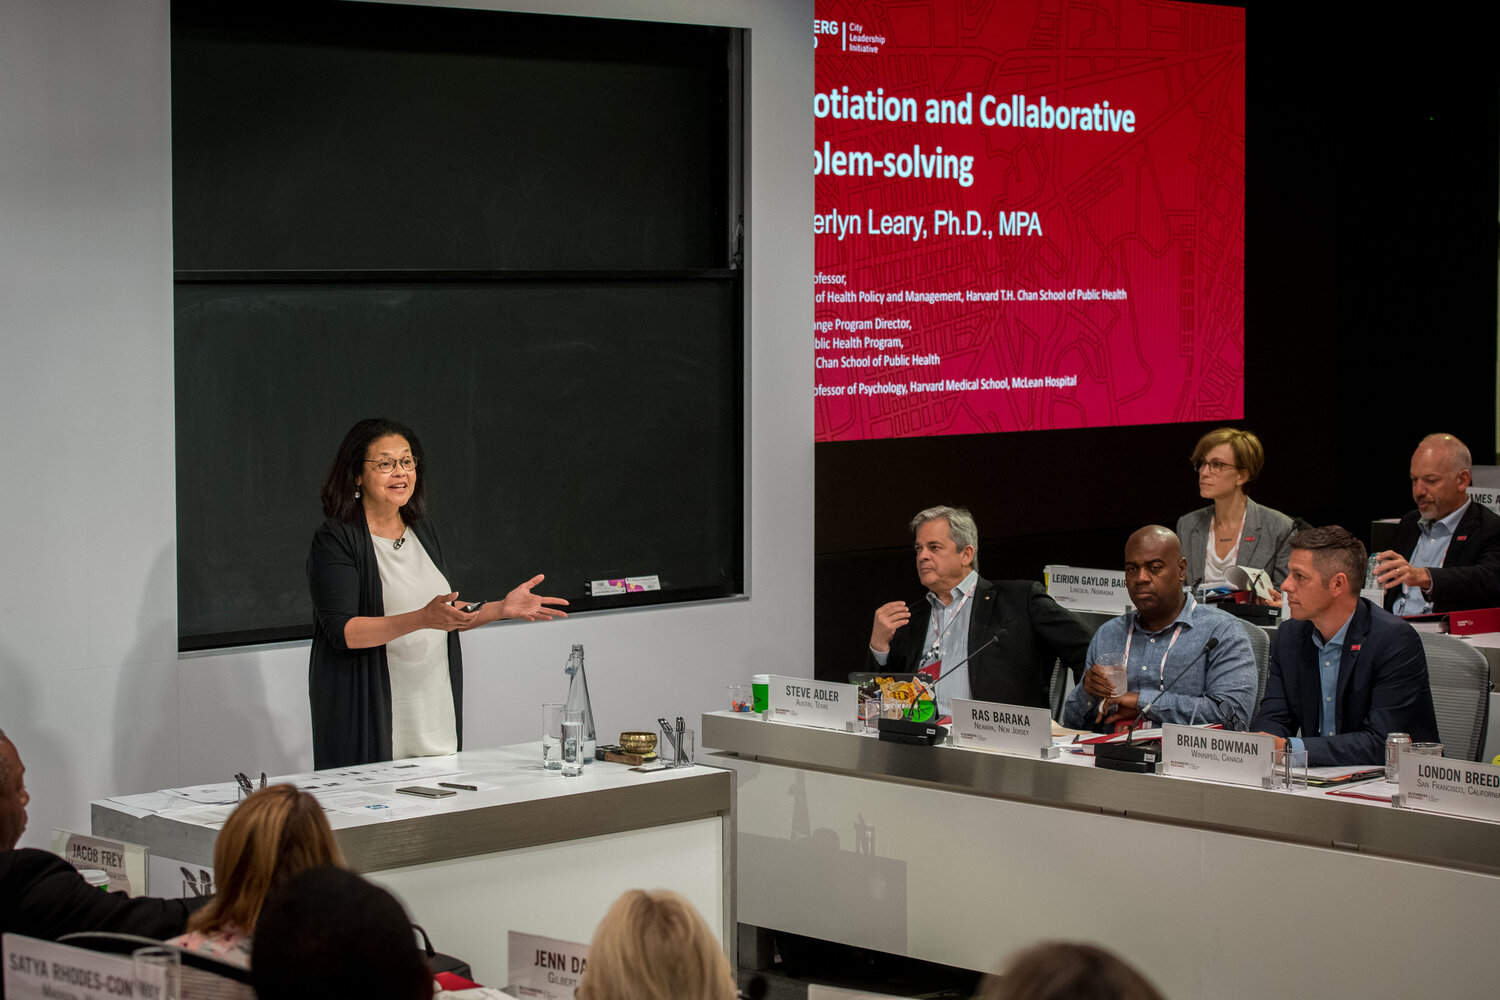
[1192, 459, 1239, 475]
[364, 457, 418, 474]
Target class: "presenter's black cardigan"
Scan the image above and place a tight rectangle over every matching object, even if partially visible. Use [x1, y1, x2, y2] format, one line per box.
[306, 517, 464, 769]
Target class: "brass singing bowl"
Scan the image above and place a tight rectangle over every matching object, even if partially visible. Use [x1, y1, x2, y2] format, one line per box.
[619, 731, 658, 755]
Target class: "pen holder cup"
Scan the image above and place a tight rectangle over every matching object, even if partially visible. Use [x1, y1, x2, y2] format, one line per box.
[660, 723, 695, 767]
[1266, 747, 1309, 790]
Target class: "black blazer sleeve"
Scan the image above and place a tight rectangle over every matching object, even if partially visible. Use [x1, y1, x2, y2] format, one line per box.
[1386, 505, 1500, 613]
[1249, 627, 1299, 739]
[1427, 504, 1500, 612]
[1305, 613, 1436, 766]
[1025, 582, 1091, 679]
[1, 849, 208, 942]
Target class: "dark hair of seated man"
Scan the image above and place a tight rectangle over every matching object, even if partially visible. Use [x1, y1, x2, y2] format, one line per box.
[250, 865, 431, 1000]
[979, 941, 1165, 1000]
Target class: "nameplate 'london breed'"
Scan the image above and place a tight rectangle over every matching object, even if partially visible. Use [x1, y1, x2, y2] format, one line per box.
[1397, 755, 1500, 822]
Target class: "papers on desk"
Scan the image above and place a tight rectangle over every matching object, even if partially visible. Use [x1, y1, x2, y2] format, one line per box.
[106, 757, 468, 819]
[158, 781, 243, 805]
[157, 804, 237, 829]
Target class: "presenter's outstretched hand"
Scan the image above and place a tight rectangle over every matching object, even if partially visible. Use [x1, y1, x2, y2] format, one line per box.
[419, 592, 478, 632]
[498, 574, 570, 622]
[869, 601, 911, 652]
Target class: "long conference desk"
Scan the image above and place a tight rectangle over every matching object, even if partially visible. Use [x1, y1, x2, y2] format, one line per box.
[704, 710, 1500, 1000]
[91, 745, 733, 988]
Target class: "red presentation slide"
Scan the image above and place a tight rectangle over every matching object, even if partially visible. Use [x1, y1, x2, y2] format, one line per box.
[813, 1, 1246, 442]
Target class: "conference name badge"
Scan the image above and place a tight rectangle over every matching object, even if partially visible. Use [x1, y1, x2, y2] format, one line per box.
[1396, 755, 1500, 822]
[1161, 725, 1273, 786]
[951, 698, 1056, 757]
[766, 674, 858, 730]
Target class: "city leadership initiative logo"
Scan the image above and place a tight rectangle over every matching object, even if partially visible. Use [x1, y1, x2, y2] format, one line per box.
[813, 17, 885, 54]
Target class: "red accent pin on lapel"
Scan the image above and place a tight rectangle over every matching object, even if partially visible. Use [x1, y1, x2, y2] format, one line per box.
[1458, 535, 1468, 541]
[1351, 644, 1362, 651]
[1244, 535, 1256, 542]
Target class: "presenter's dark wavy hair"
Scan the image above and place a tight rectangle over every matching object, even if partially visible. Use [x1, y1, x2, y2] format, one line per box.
[320, 417, 428, 524]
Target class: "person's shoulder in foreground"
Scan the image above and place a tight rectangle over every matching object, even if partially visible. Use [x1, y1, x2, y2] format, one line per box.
[252, 865, 432, 1000]
[0, 729, 206, 941]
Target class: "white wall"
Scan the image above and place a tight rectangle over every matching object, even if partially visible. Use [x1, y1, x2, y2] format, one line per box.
[0, 0, 812, 847]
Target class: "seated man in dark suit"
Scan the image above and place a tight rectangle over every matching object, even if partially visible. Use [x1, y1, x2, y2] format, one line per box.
[1375, 432, 1500, 614]
[1253, 526, 1439, 765]
[0, 728, 208, 941]
[867, 505, 1090, 719]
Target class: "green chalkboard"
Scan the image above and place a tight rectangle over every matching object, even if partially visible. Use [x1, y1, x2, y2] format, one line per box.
[172, 1, 743, 648]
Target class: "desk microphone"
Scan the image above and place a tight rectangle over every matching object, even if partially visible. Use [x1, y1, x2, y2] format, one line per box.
[880, 631, 1006, 746]
[1137, 636, 1218, 724]
[1094, 637, 1219, 773]
[915, 630, 1007, 697]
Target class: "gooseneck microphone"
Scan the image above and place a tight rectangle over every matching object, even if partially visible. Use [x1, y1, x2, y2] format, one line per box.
[916, 629, 1007, 695]
[1138, 636, 1218, 723]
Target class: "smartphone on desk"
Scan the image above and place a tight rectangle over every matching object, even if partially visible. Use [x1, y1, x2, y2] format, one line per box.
[395, 785, 457, 798]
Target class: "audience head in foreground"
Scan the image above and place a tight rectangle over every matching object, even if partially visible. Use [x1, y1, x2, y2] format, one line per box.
[252, 865, 431, 1000]
[979, 941, 1165, 1000]
[0, 728, 29, 852]
[171, 783, 343, 966]
[575, 889, 736, 1000]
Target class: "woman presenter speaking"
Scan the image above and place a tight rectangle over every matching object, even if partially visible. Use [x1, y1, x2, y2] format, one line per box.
[307, 418, 567, 769]
[1175, 427, 1295, 601]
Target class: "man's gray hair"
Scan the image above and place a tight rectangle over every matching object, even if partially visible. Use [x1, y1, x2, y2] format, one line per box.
[909, 505, 979, 571]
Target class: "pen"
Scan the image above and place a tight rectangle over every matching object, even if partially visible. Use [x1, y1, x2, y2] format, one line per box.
[437, 782, 478, 792]
[658, 717, 680, 755]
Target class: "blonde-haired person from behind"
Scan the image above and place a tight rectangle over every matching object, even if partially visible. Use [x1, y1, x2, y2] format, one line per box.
[575, 889, 736, 1000]
[168, 784, 343, 968]
[979, 941, 1165, 1000]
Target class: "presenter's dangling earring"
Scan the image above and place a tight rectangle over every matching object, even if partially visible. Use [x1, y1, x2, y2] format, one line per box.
[354, 486, 361, 499]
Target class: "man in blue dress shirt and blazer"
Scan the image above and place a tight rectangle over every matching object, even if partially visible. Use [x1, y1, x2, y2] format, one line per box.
[1253, 526, 1439, 765]
[1374, 433, 1500, 615]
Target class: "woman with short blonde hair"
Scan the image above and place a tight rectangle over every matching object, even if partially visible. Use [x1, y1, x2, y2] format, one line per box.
[1177, 426, 1296, 598]
[575, 890, 736, 1000]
